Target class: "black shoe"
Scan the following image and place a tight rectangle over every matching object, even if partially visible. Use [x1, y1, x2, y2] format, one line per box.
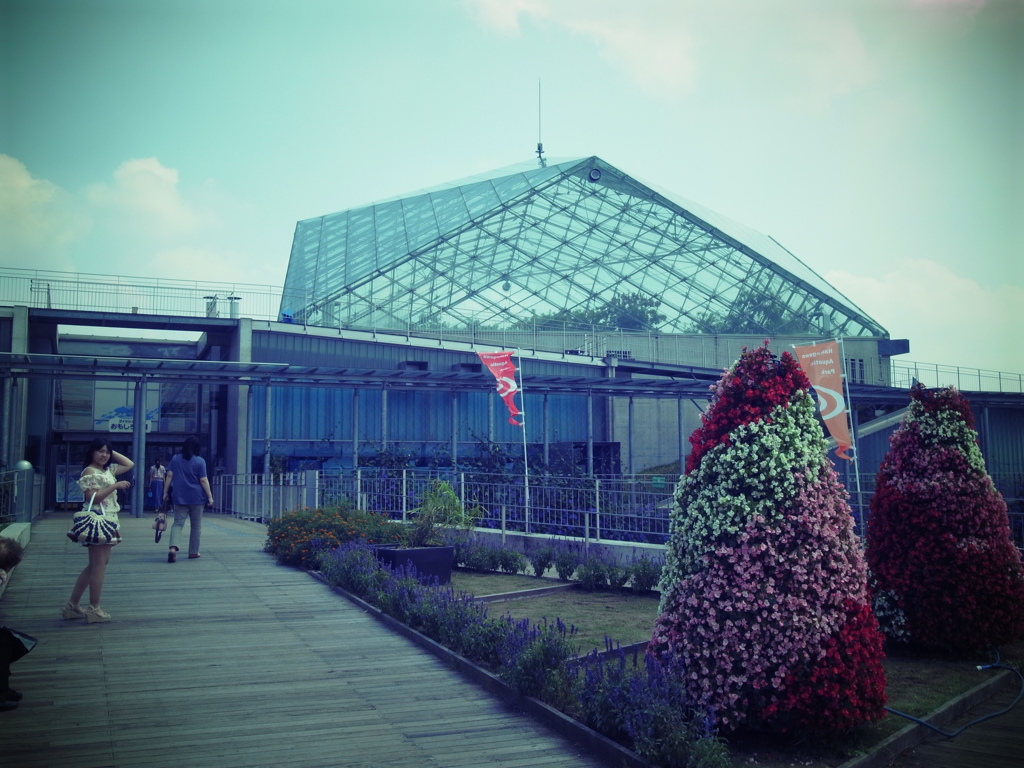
[0, 690, 19, 711]
[3, 689, 22, 702]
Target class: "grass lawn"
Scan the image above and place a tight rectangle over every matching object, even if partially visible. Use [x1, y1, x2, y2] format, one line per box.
[451, 569, 659, 652]
[449, 569, 1023, 768]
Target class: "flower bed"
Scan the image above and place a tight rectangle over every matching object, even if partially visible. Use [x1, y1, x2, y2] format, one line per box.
[318, 542, 730, 768]
[264, 505, 404, 568]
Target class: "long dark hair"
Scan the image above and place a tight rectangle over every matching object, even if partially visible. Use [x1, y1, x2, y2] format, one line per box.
[181, 435, 202, 460]
[83, 439, 112, 468]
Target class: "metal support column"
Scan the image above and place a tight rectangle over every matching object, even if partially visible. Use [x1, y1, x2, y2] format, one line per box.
[543, 394, 549, 465]
[131, 377, 146, 517]
[627, 395, 635, 475]
[587, 392, 594, 476]
[352, 388, 360, 468]
[263, 379, 272, 481]
[451, 390, 459, 465]
[677, 396, 685, 472]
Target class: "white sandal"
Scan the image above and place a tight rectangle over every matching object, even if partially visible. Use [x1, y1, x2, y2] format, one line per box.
[84, 605, 111, 623]
[61, 602, 86, 620]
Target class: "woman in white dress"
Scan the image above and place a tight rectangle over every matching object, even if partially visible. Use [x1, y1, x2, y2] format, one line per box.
[61, 439, 134, 623]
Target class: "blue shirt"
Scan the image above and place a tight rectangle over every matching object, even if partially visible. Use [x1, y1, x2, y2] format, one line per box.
[167, 454, 208, 505]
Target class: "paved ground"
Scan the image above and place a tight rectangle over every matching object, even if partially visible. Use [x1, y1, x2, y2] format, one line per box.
[0, 514, 608, 768]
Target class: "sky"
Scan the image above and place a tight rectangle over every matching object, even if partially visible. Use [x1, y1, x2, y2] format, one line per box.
[1, 0, 1021, 373]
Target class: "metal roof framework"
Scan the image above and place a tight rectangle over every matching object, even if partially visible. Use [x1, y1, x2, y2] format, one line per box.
[0, 352, 721, 399]
[283, 156, 886, 338]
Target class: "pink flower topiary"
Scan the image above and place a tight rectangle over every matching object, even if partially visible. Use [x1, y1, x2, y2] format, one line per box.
[866, 385, 1024, 653]
[649, 342, 886, 733]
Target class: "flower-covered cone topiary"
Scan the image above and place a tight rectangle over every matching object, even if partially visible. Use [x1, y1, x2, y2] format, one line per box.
[866, 385, 1024, 653]
[649, 343, 886, 733]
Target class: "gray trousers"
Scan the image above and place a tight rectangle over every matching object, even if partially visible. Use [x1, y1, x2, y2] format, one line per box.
[169, 504, 204, 555]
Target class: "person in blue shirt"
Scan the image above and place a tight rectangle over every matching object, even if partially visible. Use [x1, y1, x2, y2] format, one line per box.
[162, 436, 214, 563]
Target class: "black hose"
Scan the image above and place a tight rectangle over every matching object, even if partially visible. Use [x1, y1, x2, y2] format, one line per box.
[883, 662, 1024, 738]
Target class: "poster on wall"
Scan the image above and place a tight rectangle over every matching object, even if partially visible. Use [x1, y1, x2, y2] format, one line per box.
[55, 465, 86, 506]
[93, 381, 159, 432]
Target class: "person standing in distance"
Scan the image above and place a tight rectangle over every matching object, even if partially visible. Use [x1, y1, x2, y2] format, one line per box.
[148, 458, 166, 510]
[163, 436, 214, 563]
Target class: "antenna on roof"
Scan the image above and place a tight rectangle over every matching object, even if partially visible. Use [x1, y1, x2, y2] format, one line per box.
[536, 78, 546, 167]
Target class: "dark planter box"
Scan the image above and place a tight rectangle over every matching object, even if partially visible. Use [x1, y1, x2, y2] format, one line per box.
[374, 545, 455, 585]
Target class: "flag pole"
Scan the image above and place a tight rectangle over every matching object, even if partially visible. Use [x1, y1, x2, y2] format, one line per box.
[838, 338, 865, 534]
[516, 350, 531, 532]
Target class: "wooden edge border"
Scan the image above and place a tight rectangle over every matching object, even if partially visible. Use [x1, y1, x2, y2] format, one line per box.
[308, 571, 650, 768]
[307, 569, 1016, 768]
[836, 669, 1015, 768]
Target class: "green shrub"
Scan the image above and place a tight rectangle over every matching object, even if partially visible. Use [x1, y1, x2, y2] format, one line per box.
[461, 542, 502, 572]
[499, 617, 579, 710]
[606, 561, 631, 590]
[265, 505, 403, 567]
[554, 545, 581, 581]
[317, 544, 388, 596]
[629, 554, 664, 592]
[527, 543, 556, 577]
[576, 556, 609, 591]
[497, 548, 527, 574]
[406, 479, 480, 547]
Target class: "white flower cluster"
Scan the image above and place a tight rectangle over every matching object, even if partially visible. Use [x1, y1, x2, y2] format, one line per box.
[909, 402, 987, 475]
[666, 393, 828, 578]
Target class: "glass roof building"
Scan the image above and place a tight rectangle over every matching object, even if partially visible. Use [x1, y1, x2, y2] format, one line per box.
[283, 156, 886, 338]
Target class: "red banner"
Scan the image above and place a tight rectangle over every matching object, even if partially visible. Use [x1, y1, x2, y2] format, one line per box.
[477, 351, 523, 426]
[793, 341, 853, 461]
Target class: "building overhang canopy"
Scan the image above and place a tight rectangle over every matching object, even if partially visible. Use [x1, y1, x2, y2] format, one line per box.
[4, 352, 1012, 409]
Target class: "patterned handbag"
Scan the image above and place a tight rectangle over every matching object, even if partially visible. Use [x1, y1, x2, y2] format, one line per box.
[153, 505, 168, 543]
[68, 493, 120, 544]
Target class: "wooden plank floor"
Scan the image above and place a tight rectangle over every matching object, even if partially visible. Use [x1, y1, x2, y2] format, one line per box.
[0, 514, 607, 768]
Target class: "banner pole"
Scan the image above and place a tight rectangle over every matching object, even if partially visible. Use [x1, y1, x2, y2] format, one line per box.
[838, 338, 865, 534]
[517, 351, 531, 532]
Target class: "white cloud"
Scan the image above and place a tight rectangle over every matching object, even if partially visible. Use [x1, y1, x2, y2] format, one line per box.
[0, 156, 276, 291]
[466, 0, 885, 105]
[86, 157, 211, 238]
[785, 14, 877, 111]
[465, 0, 698, 96]
[827, 259, 1024, 374]
[0, 155, 90, 269]
[464, 0, 552, 32]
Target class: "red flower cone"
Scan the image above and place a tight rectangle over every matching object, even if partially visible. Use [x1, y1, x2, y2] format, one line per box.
[866, 385, 1024, 653]
[649, 343, 886, 733]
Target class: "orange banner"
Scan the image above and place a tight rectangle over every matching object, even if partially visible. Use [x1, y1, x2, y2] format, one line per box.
[793, 341, 853, 460]
[477, 351, 523, 426]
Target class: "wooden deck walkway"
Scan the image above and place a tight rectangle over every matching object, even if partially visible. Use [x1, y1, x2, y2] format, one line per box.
[0, 514, 608, 768]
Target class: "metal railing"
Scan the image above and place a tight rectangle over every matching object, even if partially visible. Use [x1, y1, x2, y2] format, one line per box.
[2, 267, 1020, 392]
[0, 267, 290, 321]
[212, 468, 1024, 552]
[0, 469, 16, 525]
[889, 361, 1024, 394]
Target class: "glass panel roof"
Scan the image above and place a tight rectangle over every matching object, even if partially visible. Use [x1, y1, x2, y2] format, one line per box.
[282, 157, 886, 337]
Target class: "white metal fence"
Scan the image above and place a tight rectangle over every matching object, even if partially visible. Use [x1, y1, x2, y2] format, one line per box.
[211, 468, 1024, 551]
[0, 469, 16, 524]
